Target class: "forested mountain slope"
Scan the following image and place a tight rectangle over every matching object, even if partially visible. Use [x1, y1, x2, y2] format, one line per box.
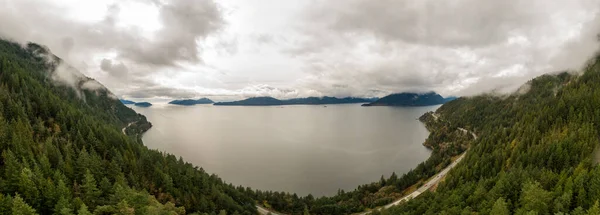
[0, 39, 257, 214]
[375, 57, 600, 214]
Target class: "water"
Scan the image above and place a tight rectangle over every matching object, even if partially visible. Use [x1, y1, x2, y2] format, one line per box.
[131, 104, 439, 196]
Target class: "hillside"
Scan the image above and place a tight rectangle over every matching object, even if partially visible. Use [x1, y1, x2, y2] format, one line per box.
[362, 92, 452, 107]
[0, 39, 257, 214]
[249, 60, 600, 214]
[169, 98, 214, 106]
[375, 59, 600, 214]
[214, 96, 377, 106]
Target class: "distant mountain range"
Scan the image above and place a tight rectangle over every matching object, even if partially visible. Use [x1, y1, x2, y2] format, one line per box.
[120, 99, 136, 104]
[169, 98, 214, 105]
[362, 92, 456, 107]
[134, 102, 152, 107]
[123, 93, 455, 107]
[214, 96, 378, 106]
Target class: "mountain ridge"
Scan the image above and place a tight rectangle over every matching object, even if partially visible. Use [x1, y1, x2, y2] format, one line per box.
[0, 39, 256, 214]
[362, 92, 454, 107]
[169, 98, 214, 105]
[214, 96, 378, 106]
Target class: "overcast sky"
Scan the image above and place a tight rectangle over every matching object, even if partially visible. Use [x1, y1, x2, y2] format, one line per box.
[1, 0, 600, 101]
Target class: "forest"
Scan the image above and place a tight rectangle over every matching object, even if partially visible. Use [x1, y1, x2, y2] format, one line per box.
[0, 39, 257, 214]
[370, 58, 600, 214]
[2, 35, 600, 215]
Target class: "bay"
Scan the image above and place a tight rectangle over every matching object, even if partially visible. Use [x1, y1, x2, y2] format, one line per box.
[131, 104, 439, 196]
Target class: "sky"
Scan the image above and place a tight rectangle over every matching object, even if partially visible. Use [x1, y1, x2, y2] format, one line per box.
[1, 0, 600, 101]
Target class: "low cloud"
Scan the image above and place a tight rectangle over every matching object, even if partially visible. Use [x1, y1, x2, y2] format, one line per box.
[0, 0, 225, 96]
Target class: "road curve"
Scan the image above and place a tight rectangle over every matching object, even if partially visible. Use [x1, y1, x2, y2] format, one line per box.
[122, 122, 134, 135]
[358, 127, 476, 214]
[257, 205, 282, 215]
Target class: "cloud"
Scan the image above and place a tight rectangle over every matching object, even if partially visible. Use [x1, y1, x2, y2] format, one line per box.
[100, 59, 129, 77]
[1, 0, 599, 99]
[313, 0, 540, 47]
[287, 0, 600, 96]
[0, 0, 225, 92]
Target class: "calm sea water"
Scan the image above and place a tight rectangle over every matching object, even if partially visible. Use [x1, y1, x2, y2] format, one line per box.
[131, 104, 439, 196]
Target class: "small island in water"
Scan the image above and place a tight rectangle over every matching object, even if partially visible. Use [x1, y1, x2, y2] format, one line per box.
[214, 96, 378, 106]
[169, 98, 214, 106]
[134, 102, 153, 107]
[362, 92, 456, 107]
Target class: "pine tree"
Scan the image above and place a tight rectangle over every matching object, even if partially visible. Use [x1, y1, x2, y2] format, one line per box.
[490, 198, 510, 215]
[588, 201, 600, 215]
[17, 168, 38, 209]
[53, 197, 73, 215]
[79, 170, 100, 209]
[76, 204, 92, 215]
[11, 194, 36, 215]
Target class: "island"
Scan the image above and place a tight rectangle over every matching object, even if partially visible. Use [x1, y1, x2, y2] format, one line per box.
[169, 98, 214, 106]
[120, 99, 136, 104]
[214, 96, 378, 106]
[362, 92, 455, 107]
[134, 102, 153, 107]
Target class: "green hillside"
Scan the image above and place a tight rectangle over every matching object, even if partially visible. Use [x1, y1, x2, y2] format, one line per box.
[0, 39, 256, 214]
[374, 58, 600, 214]
[2, 34, 600, 215]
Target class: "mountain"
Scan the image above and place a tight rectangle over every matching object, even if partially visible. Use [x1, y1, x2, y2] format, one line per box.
[362, 92, 450, 106]
[214, 96, 284, 106]
[168, 98, 214, 105]
[379, 70, 600, 214]
[119, 99, 135, 104]
[214, 96, 378, 106]
[285, 96, 378, 105]
[0, 39, 256, 214]
[134, 102, 152, 107]
[443, 96, 458, 102]
[257, 56, 600, 214]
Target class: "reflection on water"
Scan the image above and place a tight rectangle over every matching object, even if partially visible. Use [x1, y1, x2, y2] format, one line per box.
[131, 104, 439, 196]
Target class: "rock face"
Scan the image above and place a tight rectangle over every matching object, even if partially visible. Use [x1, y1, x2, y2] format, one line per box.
[169, 98, 214, 105]
[134, 102, 152, 107]
[362, 92, 452, 107]
[214, 96, 378, 106]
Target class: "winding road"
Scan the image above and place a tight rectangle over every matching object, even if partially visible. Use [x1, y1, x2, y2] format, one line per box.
[358, 151, 468, 214]
[358, 127, 476, 214]
[122, 122, 134, 135]
[257, 206, 281, 215]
